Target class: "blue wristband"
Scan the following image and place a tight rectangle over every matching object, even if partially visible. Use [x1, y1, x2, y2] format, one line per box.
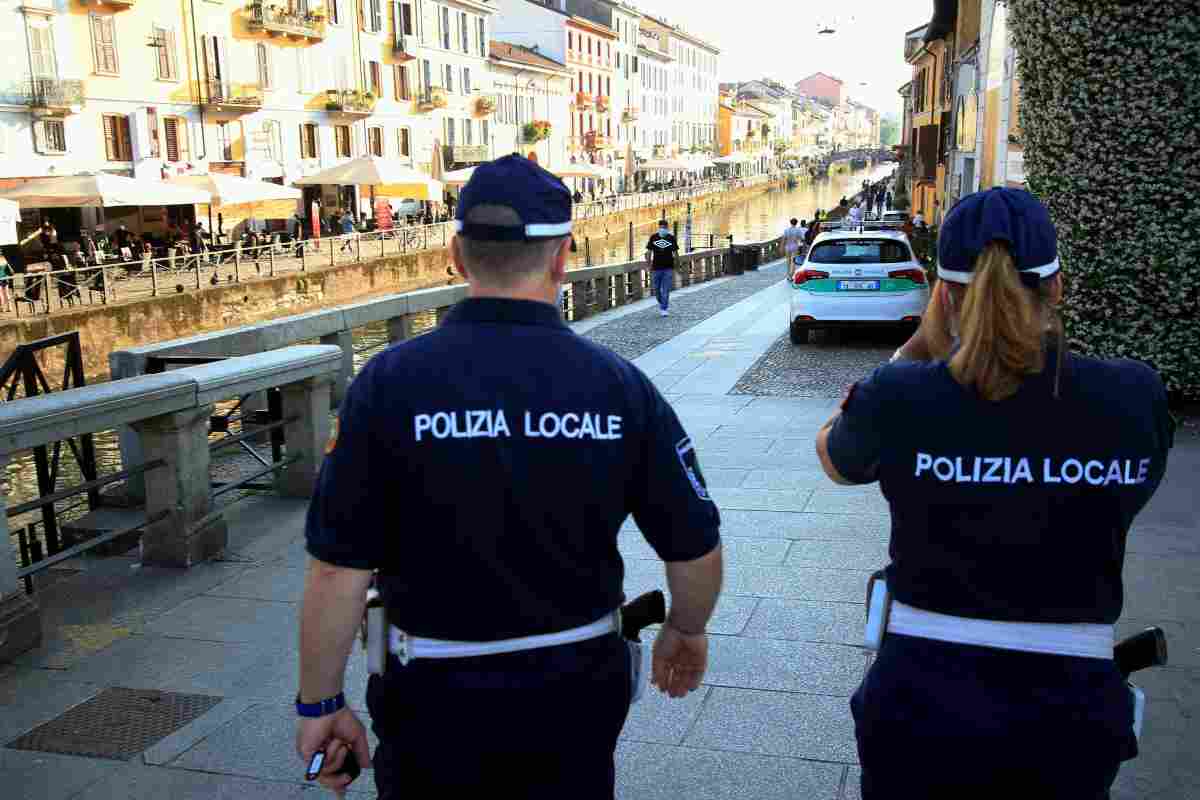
[295, 692, 345, 719]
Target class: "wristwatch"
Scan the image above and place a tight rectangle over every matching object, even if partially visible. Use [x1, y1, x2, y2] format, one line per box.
[295, 691, 345, 719]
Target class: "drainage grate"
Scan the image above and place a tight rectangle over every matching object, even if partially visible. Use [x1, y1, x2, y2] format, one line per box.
[5, 687, 222, 761]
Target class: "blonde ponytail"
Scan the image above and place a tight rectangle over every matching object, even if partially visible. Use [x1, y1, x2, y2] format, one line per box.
[949, 242, 1049, 402]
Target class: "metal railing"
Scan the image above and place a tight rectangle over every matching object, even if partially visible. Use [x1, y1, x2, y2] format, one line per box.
[325, 89, 375, 114]
[1, 176, 786, 317]
[204, 80, 263, 108]
[245, 1, 326, 39]
[25, 77, 85, 110]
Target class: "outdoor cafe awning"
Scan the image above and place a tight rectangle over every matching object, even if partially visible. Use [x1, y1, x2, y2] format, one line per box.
[555, 163, 617, 179]
[166, 174, 302, 207]
[638, 159, 691, 172]
[712, 153, 750, 165]
[441, 166, 477, 186]
[293, 156, 443, 201]
[0, 173, 211, 208]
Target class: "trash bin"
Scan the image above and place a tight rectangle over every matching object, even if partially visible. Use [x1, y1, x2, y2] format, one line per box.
[744, 247, 761, 271]
[727, 245, 745, 276]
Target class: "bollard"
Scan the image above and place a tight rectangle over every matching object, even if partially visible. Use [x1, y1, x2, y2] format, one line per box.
[276, 377, 334, 499]
[319, 331, 354, 409]
[151, 258, 159, 297]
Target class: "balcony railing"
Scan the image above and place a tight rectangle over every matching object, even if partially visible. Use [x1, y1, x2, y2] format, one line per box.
[622, 107, 639, 122]
[574, 91, 594, 110]
[325, 89, 375, 116]
[444, 144, 489, 165]
[246, 1, 326, 41]
[203, 80, 263, 111]
[415, 86, 447, 113]
[584, 132, 610, 151]
[594, 95, 610, 114]
[25, 78, 85, 113]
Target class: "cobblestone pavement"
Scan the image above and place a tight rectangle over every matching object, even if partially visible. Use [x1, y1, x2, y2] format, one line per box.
[731, 328, 908, 399]
[581, 264, 788, 361]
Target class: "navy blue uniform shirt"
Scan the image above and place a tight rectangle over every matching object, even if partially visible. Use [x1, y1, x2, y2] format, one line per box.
[306, 298, 721, 641]
[827, 351, 1172, 625]
[646, 232, 679, 270]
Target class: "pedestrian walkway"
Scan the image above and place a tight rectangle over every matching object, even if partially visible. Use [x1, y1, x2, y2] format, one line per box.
[1, 258, 1196, 799]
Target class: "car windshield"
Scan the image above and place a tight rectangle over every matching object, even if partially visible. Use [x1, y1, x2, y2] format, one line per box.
[808, 239, 911, 265]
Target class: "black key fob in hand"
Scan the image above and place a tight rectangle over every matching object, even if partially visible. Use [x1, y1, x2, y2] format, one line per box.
[336, 750, 362, 783]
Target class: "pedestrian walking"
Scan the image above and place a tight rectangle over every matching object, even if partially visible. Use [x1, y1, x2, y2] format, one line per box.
[0, 254, 12, 313]
[885, 190, 893, 210]
[783, 217, 804, 266]
[646, 218, 680, 316]
[817, 187, 1174, 799]
[338, 210, 356, 254]
[876, 193, 885, 217]
[296, 154, 722, 798]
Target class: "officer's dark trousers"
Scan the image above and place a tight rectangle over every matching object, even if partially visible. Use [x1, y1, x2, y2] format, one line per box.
[852, 633, 1138, 799]
[367, 634, 631, 799]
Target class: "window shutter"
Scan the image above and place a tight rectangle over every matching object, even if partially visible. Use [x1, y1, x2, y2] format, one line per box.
[103, 115, 117, 160]
[481, 120, 488, 145]
[257, 44, 270, 88]
[164, 118, 179, 162]
[358, 0, 366, 32]
[30, 25, 56, 78]
[32, 120, 46, 154]
[297, 50, 307, 93]
[298, 123, 307, 158]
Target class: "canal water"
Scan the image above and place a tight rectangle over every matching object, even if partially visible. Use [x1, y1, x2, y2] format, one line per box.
[4, 162, 894, 567]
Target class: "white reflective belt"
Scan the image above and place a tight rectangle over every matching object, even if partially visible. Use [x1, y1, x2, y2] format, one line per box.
[389, 612, 619, 666]
[888, 601, 1114, 660]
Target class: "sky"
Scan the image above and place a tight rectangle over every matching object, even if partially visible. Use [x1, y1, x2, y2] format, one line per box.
[631, 0, 934, 117]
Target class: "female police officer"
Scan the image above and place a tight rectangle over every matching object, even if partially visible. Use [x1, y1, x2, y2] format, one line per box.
[814, 188, 1174, 798]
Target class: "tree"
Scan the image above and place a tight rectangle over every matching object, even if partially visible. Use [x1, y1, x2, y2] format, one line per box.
[1009, 1, 1200, 397]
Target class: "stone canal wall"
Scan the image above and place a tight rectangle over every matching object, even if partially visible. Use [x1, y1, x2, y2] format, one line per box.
[0, 178, 785, 381]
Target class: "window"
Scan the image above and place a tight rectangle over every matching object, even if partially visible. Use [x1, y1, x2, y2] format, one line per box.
[28, 23, 56, 78]
[35, 119, 67, 154]
[422, 59, 432, 93]
[445, 117, 455, 147]
[368, 126, 384, 156]
[460, 11, 468, 53]
[587, 38, 591, 55]
[606, 76, 610, 96]
[369, 61, 382, 95]
[364, 0, 383, 32]
[146, 107, 160, 159]
[153, 26, 179, 81]
[203, 35, 229, 93]
[444, 64, 453, 93]
[296, 50, 308, 93]
[329, 0, 341, 25]
[398, 126, 411, 157]
[102, 114, 133, 161]
[394, 64, 410, 100]
[262, 120, 280, 160]
[480, 119, 488, 145]
[215, 121, 233, 161]
[335, 124, 352, 157]
[163, 117, 190, 162]
[463, 118, 472, 145]
[90, 13, 118, 75]
[398, 1, 414, 35]
[462, 67, 471, 93]
[299, 122, 319, 159]
[256, 43, 272, 89]
[568, 32, 573, 52]
[441, 7, 450, 49]
[478, 18, 485, 57]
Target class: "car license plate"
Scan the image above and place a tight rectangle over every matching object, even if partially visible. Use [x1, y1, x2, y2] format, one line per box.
[837, 280, 880, 291]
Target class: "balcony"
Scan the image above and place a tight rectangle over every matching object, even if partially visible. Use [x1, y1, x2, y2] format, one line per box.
[585, 131, 610, 151]
[392, 34, 416, 62]
[203, 80, 263, 113]
[246, 1, 325, 41]
[415, 86, 448, 113]
[81, 0, 136, 8]
[621, 107, 639, 123]
[325, 89, 375, 117]
[594, 95, 610, 114]
[25, 77, 85, 115]
[444, 144, 489, 165]
[573, 91, 593, 110]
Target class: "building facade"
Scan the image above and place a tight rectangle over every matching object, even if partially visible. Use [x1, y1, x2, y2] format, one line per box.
[487, 40, 571, 168]
[635, 28, 672, 159]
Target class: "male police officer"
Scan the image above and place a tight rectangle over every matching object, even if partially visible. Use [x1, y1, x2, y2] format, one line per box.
[295, 155, 723, 798]
[646, 218, 679, 316]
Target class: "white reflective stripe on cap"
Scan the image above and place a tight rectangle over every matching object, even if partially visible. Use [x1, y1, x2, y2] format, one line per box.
[453, 220, 572, 237]
[938, 257, 1060, 284]
[525, 221, 572, 237]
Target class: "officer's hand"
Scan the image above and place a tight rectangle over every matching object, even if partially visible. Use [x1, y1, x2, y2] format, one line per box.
[296, 707, 372, 796]
[651, 624, 708, 699]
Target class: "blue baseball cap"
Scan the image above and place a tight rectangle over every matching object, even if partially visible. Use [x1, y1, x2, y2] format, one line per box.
[454, 154, 573, 241]
[937, 187, 1059, 288]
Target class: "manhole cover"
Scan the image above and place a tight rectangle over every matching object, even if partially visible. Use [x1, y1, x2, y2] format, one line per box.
[6, 687, 222, 761]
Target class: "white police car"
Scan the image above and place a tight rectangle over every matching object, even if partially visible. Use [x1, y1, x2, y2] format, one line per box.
[789, 226, 929, 344]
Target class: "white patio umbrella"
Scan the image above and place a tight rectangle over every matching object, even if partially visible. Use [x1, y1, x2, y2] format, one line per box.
[637, 158, 691, 172]
[555, 162, 616, 180]
[0, 173, 211, 208]
[441, 166, 477, 186]
[167, 174, 302, 206]
[293, 156, 443, 201]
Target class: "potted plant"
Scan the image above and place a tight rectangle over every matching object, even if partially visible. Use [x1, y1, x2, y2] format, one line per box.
[523, 120, 552, 144]
[475, 95, 496, 115]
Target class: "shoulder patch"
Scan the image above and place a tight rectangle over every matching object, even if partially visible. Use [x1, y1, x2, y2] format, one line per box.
[325, 417, 339, 455]
[676, 437, 711, 502]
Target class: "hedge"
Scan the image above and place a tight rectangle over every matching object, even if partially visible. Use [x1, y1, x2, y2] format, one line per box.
[1009, 1, 1200, 398]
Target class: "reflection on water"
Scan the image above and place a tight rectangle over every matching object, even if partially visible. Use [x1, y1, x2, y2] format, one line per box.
[4, 164, 893, 566]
